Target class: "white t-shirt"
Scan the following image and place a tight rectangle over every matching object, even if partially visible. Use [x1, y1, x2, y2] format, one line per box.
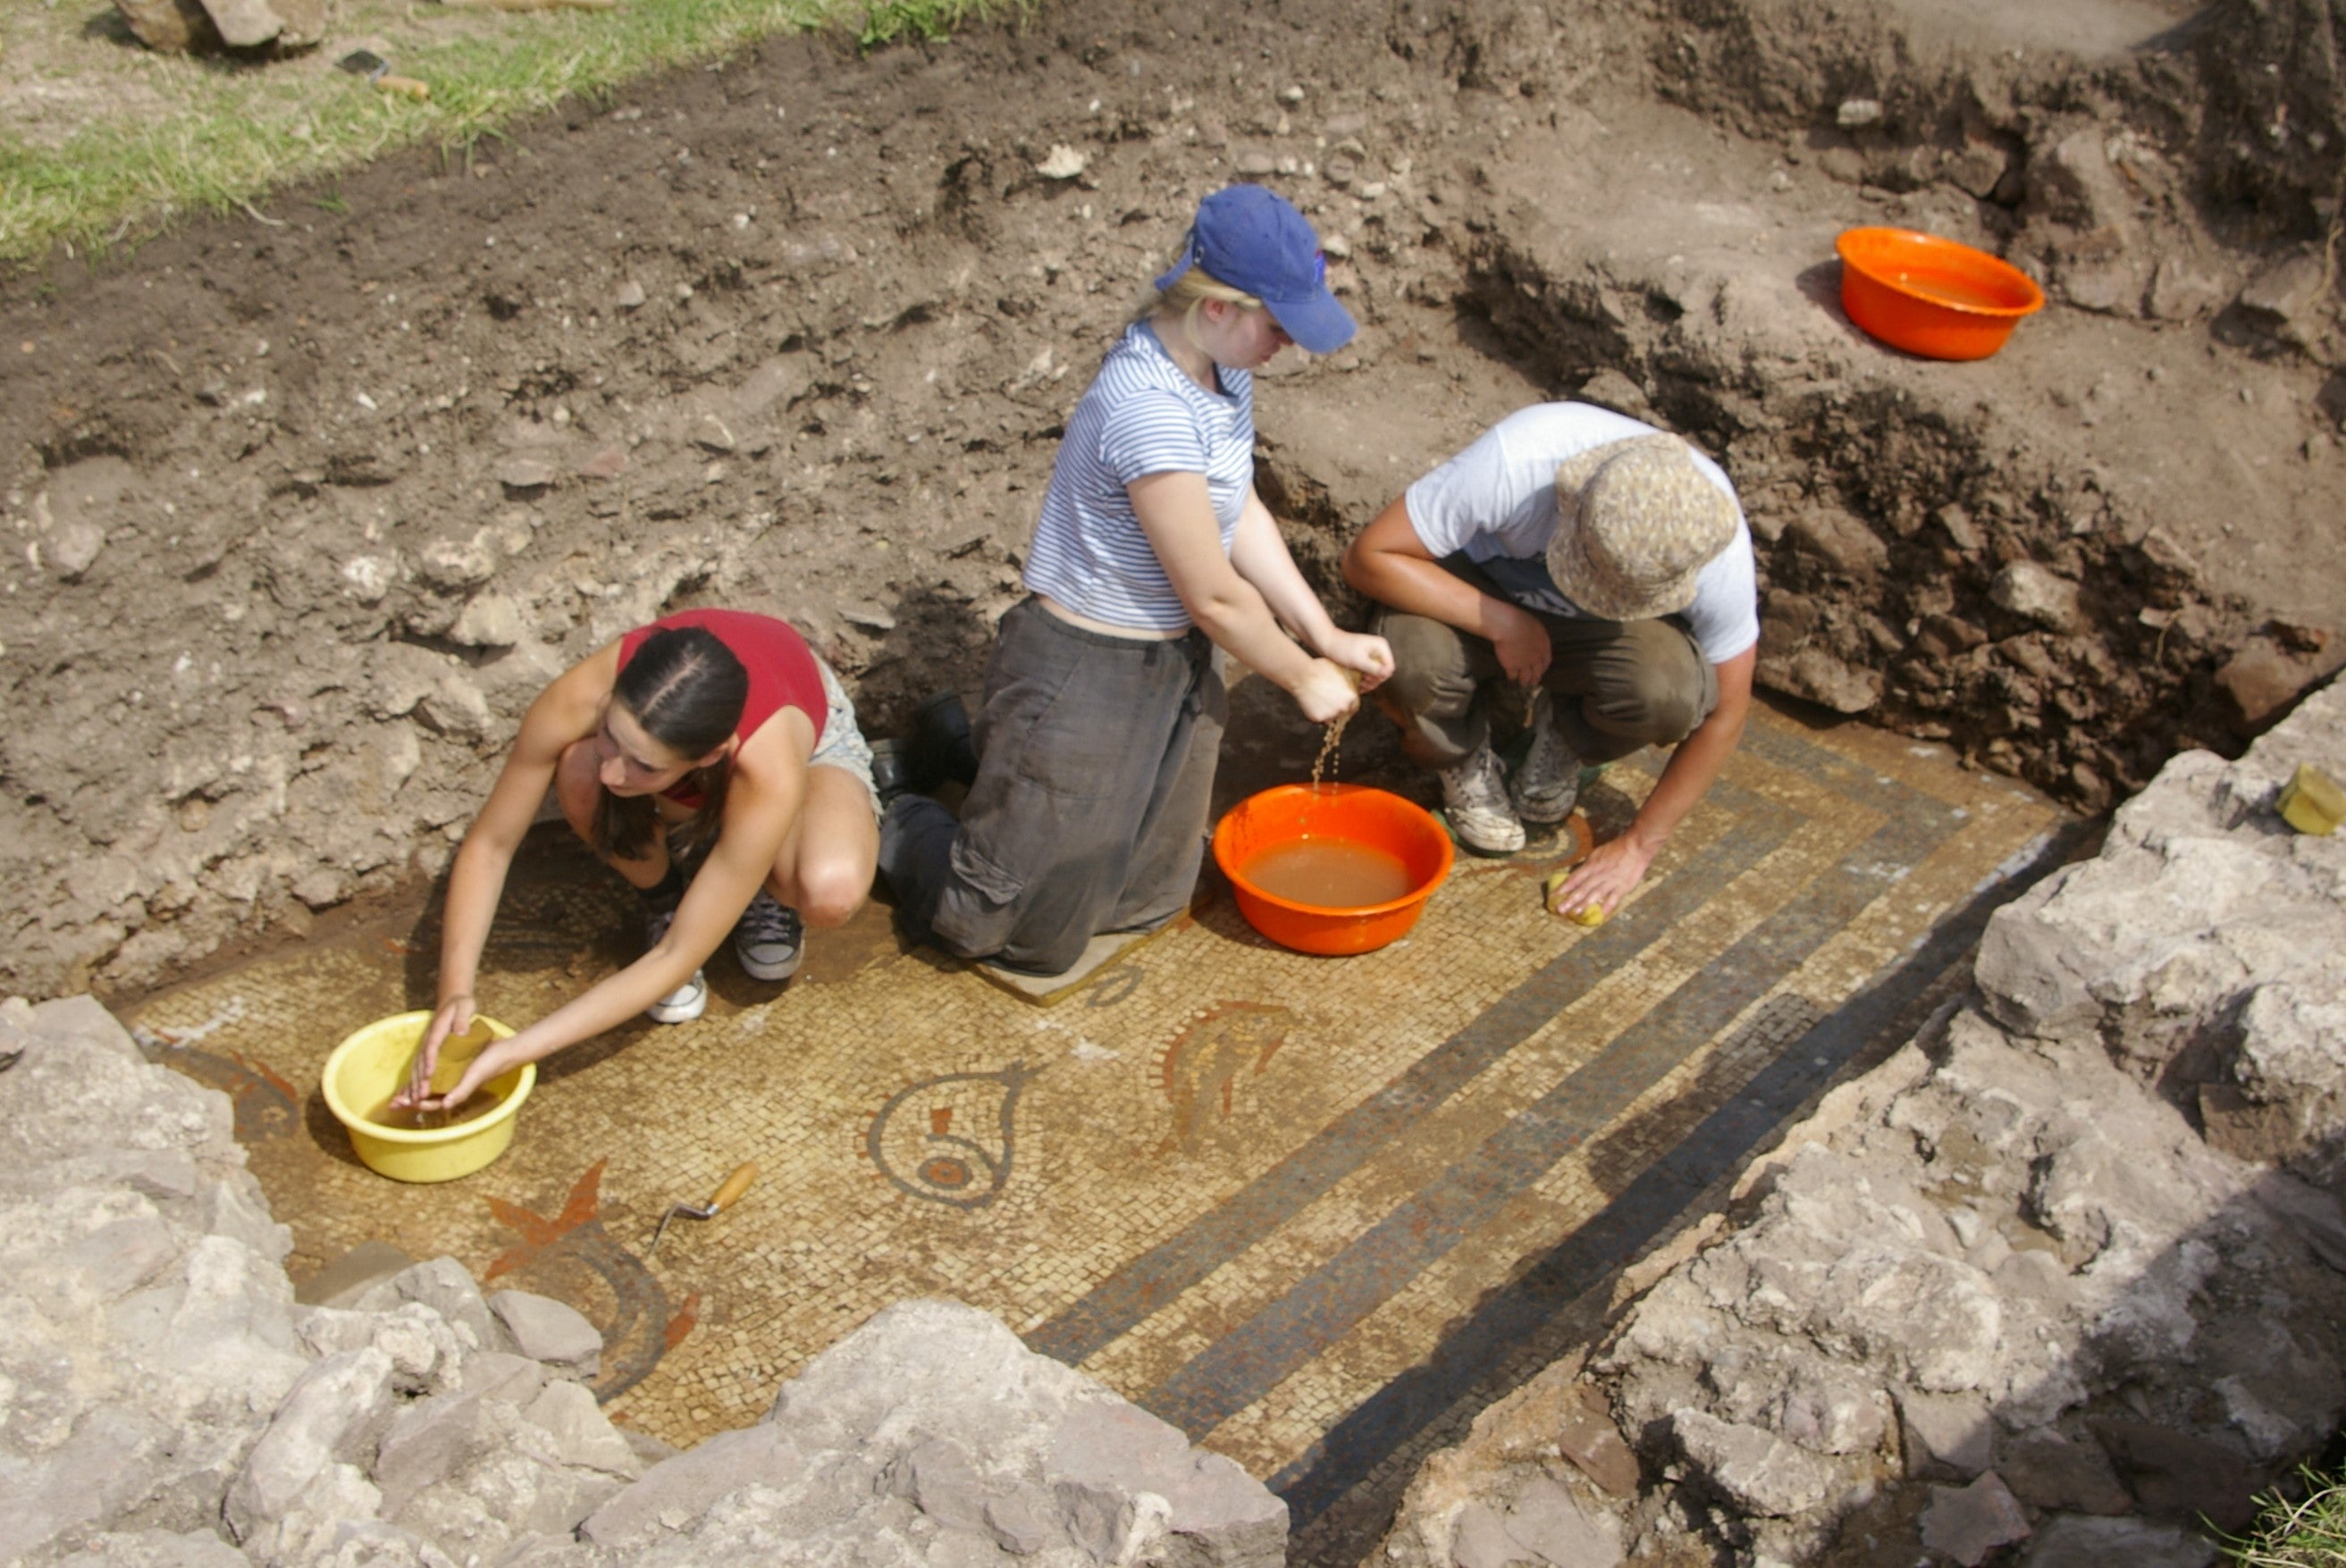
[1403, 403, 1760, 665]
[1022, 323, 1254, 633]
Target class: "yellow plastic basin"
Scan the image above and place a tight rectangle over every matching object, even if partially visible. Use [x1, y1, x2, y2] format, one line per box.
[322, 1011, 534, 1183]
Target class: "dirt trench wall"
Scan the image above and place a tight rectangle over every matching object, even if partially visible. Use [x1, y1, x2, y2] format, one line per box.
[5, 0, 2345, 1006]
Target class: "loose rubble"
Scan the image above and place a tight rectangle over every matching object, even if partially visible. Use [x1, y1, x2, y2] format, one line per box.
[1, 999, 1287, 1568]
[1376, 679, 2346, 1564]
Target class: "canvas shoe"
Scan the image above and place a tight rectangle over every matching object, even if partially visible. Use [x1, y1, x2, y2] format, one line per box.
[1437, 740, 1526, 856]
[734, 890, 803, 982]
[1510, 693, 1581, 825]
[642, 907, 708, 1024]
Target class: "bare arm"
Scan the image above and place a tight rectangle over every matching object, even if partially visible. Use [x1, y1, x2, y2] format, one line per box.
[1129, 471, 1364, 724]
[424, 727, 807, 1108]
[1547, 647, 1755, 920]
[1229, 491, 1393, 690]
[1341, 495, 1554, 687]
[407, 648, 617, 1098]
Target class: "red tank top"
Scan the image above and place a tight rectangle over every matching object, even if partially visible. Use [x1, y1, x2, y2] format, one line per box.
[616, 610, 828, 805]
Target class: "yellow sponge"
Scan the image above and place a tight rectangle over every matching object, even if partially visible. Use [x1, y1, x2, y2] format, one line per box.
[2278, 763, 2345, 836]
[1543, 869, 1608, 926]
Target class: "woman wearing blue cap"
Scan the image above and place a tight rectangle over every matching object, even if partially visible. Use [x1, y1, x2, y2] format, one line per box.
[878, 183, 1393, 977]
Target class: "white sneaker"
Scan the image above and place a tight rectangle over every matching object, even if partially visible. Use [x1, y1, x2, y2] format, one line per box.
[643, 907, 708, 1024]
[1438, 741, 1526, 856]
[1511, 693, 1581, 826]
[734, 891, 803, 982]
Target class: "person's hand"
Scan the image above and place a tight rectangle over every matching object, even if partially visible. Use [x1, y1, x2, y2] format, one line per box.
[395, 994, 475, 1109]
[1492, 608, 1551, 689]
[1320, 631, 1395, 692]
[1288, 658, 1365, 725]
[422, 1035, 525, 1114]
[1545, 834, 1656, 925]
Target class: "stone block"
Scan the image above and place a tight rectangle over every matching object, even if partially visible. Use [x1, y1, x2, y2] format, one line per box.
[1897, 1390, 1991, 1480]
[225, 1348, 397, 1541]
[1668, 1410, 1839, 1518]
[1921, 1472, 2031, 1566]
[2089, 1418, 2253, 1530]
[488, 1289, 602, 1379]
[580, 1426, 803, 1549]
[2020, 1513, 2217, 1567]
[357, 1258, 503, 1353]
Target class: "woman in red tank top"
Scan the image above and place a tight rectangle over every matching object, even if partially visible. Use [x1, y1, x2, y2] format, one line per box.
[397, 610, 879, 1112]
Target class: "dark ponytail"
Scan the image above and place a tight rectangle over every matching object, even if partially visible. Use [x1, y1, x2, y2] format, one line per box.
[592, 626, 749, 865]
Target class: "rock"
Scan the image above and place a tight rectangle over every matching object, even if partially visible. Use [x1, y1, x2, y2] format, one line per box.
[1035, 145, 1087, 180]
[495, 457, 558, 495]
[2214, 637, 2334, 737]
[194, 0, 307, 48]
[224, 1348, 397, 1542]
[450, 591, 526, 649]
[2020, 1513, 2217, 1567]
[2090, 1418, 2255, 1530]
[580, 1426, 803, 1549]
[2148, 256, 2228, 321]
[1921, 1472, 2031, 1566]
[1232, 147, 1278, 176]
[415, 671, 493, 740]
[1557, 1387, 1639, 1496]
[1576, 368, 1655, 422]
[1989, 561, 2081, 633]
[1997, 1427, 2131, 1514]
[577, 446, 629, 481]
[1836, 98, 1883, 128]
[355, 1258, 504, 1354]
[2234, 248, 2328, 349]
[614, 281, 647, 311]
[1897, 1390, 1991, 1480]
[1763, 646, 1882, 714]
[52, 519, 106, 579]
[1786, 508, 1889, 580]
[114, 0, 222, 51]
[1668, 1410, 1840, 1517]
[488, 1289, 602, 1380]
[64, 1529, 252, 1566]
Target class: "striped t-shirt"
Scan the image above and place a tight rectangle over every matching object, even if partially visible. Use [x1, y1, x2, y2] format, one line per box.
[1022, 321, 1255, 632]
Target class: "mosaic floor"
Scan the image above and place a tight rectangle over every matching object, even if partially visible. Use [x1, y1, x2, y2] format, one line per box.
[123, 692, 2068, 1555]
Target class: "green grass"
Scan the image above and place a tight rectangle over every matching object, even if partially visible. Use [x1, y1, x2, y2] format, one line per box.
[0, 0, 1004, 266]
[2223, 1465, 2346, 1567]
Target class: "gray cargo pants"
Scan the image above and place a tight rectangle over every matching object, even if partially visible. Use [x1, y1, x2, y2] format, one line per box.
[878, 597, 1226, 977]
[1372, 554, 1718, 767]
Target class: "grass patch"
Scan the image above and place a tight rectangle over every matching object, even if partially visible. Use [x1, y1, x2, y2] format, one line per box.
[0, 0, 1005, 267]
[2223, 1464, 2346, 1567]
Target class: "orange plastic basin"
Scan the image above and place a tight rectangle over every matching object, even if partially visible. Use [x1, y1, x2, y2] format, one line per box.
[1835, 227, 2045, 361]
[1212, 784, 1454, 956]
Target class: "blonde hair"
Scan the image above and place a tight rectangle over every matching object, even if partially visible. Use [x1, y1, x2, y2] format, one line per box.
[1139, 265, 1265, 356]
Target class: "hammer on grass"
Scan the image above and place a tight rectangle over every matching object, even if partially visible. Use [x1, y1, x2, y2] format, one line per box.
[337, 50, 431, 102]
[649, 1161, 759, 1254]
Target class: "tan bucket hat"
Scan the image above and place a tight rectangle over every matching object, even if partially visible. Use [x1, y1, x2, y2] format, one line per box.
[1543, 434, 1739, 622]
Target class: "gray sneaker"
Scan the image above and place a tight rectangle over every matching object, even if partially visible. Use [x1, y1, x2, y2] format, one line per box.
[734, 891, 803, 982]
[1438, 741, 1526, 856]
[1511, 693, 1581, 825]
[643, 907, 708, 1024]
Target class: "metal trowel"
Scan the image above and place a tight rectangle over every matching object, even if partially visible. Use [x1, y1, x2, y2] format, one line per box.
[337, 49, 432, 102]
[649, 1161, 759, 1254]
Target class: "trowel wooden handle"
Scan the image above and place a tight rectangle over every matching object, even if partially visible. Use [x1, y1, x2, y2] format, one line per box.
[706, 1161, 758, 1213]
[375, 74, 431, 101]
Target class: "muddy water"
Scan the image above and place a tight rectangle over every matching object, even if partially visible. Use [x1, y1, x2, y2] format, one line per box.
[366, 1089, 505, 1131]
[1244, 840, 1413, 908]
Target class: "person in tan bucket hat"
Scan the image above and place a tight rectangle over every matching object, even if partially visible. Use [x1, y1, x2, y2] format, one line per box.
[1342, 403, 1758, 921]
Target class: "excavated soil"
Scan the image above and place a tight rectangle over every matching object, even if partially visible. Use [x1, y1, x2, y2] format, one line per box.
[4, 0, 2345, 1008]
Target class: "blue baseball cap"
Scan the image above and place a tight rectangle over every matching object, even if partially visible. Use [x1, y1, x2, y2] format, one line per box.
[1153, 184, 1358, 356]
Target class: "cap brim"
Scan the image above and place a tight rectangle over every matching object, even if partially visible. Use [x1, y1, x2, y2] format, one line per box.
[1262, 287, 1358, 356]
